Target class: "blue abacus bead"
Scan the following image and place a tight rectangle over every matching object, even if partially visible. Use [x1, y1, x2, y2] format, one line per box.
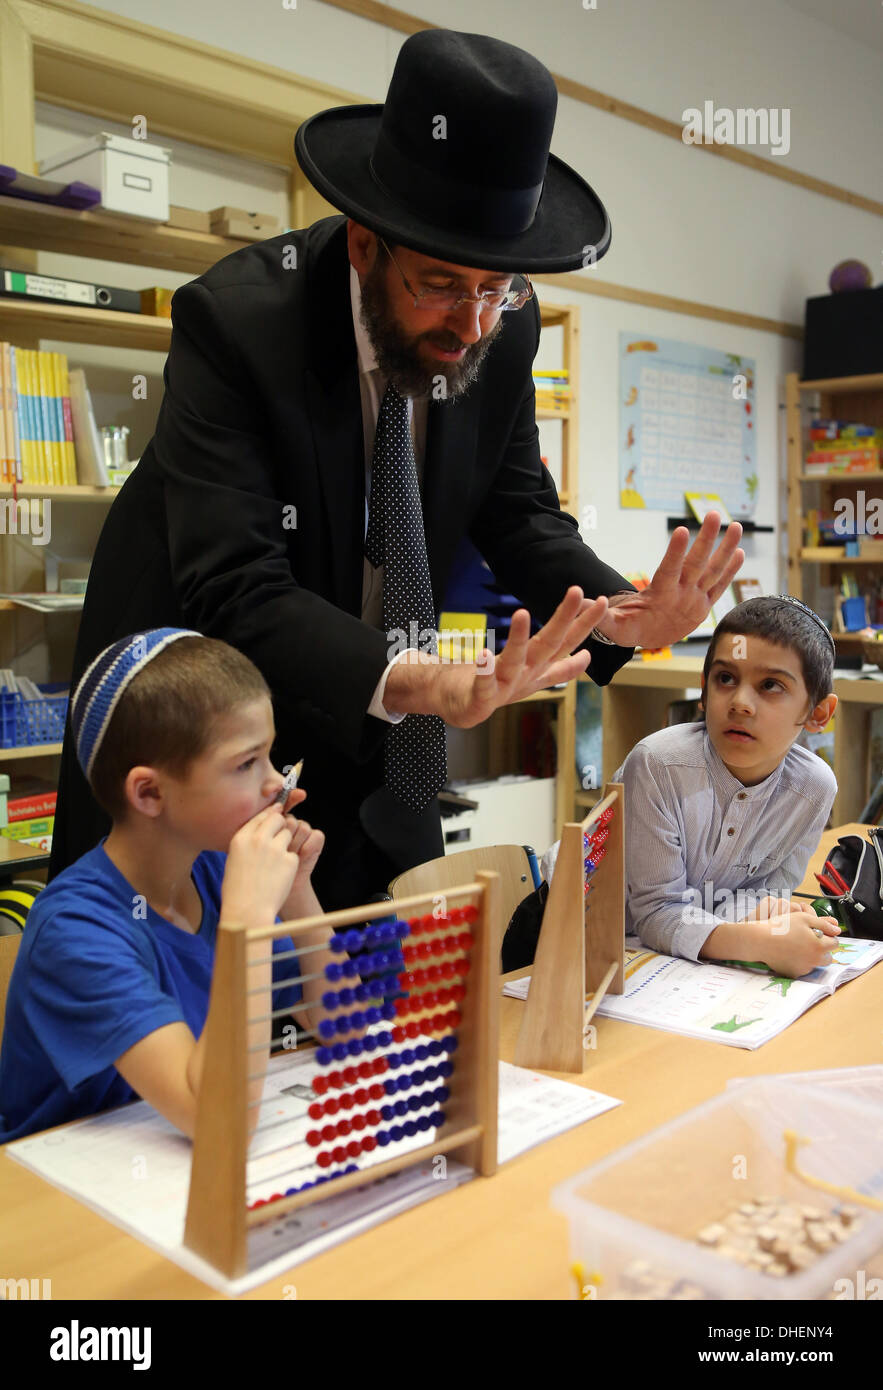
[364, 925, 381, 948]
[394, 1099, 408, 1117]
[396, 1074, 411, 1093]
[404, 1121, 418, 1138]
[325, 963, 342, 982]
[382, 1002, 397, 1021]
[345, 929, 364, 952]
[381, 1104, 395, 1122]
[322, 990, 338, 1011]
[362, 1035, 377, 1053]
[443, 1034, 458, 1053]
[436, 1086, 451, 1104]
[285, 1186, 297, 1196]
[339, 987, 355, 1007]
[415, 1044, 429, 1062]
[347, 1039, 363, 1057]
[376, 1130, 391, 1147]
[365, 1007, 382, 1025]
[401, 1048, 415, 1066]
[429, 1040, 443, 1056]
[371, 980, 385, 999]
[384, 1079, 397, 1096]
[330, 934, 347, 953]
[397, 920, 411, 938]
[433, 1110, 446, 1126]
[390, 1125, 404, 1142]
[345, 1163, 359, 1174]
[335, 1015, 351, 1035]
[349, 1010, 365, 1030]
[407, 1095, 421, 1113]
[385, 1051, 400, 1070]
[439, 1061, 454, 1078]
[417, 1115, 432, 1132]
[332, 1043, 348, 1061]
[377, 1031, 392, 1048]
[314, 1176, 327, 1186]
[318, 1019, 336, 1040]
[354, 983, 370, 1003]
[342, 959, 358, 978]
[316, 1047, 333, 1066]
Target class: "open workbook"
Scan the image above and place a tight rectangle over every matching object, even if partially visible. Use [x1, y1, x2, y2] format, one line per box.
[503, 937, 883, 1050]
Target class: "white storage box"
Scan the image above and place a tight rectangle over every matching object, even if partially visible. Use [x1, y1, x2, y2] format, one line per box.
[552, 1080, 883, 1300]
[39, 132, 171, 222]
[445, 775, 554, 853]
[727, 1065, 883, 1112]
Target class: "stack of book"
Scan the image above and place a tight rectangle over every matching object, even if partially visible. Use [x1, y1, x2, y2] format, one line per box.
[533, 368, 570, 412]
[804, 419, 883, 476]
[0, 774, 56, 853]
[0, 344, 78, 484]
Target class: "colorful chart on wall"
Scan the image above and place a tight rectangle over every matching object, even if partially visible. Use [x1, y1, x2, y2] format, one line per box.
[619, 333, 757, 517]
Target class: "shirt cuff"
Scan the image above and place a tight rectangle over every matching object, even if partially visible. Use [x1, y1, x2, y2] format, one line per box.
[589, 626, 619, 646]
[367, 647, 416, 723]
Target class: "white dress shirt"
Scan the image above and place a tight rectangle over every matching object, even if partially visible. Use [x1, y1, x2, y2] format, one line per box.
[351, 264, 430, 723]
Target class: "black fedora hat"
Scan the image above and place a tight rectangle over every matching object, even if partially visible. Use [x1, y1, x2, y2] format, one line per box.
[294, 29, 611, 274]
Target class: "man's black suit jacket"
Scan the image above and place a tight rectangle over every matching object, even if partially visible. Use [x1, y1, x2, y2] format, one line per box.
[49, 215, 635, 907]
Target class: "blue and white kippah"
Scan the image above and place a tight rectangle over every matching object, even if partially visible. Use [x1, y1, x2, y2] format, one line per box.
[72, 627, 201, 782]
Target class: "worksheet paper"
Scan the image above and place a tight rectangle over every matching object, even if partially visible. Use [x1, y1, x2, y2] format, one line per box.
[5, 1054, 620, 1297]
[504, 939, 883, 1050]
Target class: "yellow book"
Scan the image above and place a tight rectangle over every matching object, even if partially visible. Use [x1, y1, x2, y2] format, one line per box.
[37, 350, 56, 484]
[57, 353, 74, 484]
[0, 342, 8, 484]
[50, 352, 65, 484]
[20, 350, 36, 484]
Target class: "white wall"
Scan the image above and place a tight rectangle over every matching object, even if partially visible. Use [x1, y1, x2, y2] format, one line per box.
[36, 0, 883, 598]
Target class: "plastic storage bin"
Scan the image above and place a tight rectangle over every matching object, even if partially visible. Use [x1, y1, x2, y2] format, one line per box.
[728, 1065, 883, 1113]
[39, 132, 171, 222]
[0, 683, 69, 749]
[551, 1080, 883, 1300]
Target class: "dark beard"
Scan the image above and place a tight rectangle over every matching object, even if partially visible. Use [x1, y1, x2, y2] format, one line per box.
[358, 254, 504, 401]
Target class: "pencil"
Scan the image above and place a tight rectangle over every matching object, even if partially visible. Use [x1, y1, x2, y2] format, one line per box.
[274, 757, 303, 806]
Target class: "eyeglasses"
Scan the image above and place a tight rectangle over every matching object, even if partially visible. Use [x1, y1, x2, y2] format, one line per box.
[379, 238, 533, 312]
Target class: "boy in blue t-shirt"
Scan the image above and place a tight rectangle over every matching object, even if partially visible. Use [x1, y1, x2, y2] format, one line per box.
[0, 628, 334, 1144]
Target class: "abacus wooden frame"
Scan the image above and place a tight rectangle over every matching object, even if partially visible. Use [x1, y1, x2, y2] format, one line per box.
[183, 870, 501, 1279]
[514, 783, 625, 1074]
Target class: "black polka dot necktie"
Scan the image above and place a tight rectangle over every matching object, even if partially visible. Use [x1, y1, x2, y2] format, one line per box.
[364, 382, 447, 814]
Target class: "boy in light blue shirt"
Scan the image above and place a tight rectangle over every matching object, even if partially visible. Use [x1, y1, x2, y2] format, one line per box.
[0, 629, 333, 1144]
[615, 596, 841, 974]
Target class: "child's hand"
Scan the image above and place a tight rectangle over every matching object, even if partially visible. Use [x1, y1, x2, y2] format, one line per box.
[758, 909, 841, 978]
[279, 787, 325, 889]
[741, 894, 804, 922]
[221, 804, 300, 925]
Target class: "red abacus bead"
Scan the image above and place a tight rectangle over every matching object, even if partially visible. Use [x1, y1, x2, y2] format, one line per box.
[417, 942, 433, 959]
[451, 984, 466, 1002]
[352, 1113, 367, 1131]
[421, 991, 438, 1009]
[395, 997, 409, 1016]
[317, 1152, 332, 1169]
[343, 1066, 358, 1085]
[321, 1124, 336, 1142]
[339, 1093, 354, 1110]
[337, 1119, 352, 1137]
[325, 1097, 340, 1116]
[369, 1083, 384, 1100]
[308, 1103, 323, 1120]
[392, 1026, 406, 1043]
[313, 1076, 329, 1095]
[366, 1109, 381, 1125]
[328, 1070, 343, 1089]
[332, 1146, 347, 1164]
[357, 1062, 373, 1079]
[354, 1087, 369, 1105]
[346, 1140, 362, 1158]
[306, 1130, 321, 1147]
[457, 933, 472, 949]
[463, 904, 478, 920]
[449, 907, 465, 923]
[437, 988, 451, 1006]
[427, 965, 442, 982]
[449, 1009, 462, 1027]
[440, 960, 456, 979]
[362, 1135, 377, 1152]
[373, 1058, 388, 1074]
[459, 958, 471, 975]
[406, 1021, 420, 1037]
[402, 946, 417, 964]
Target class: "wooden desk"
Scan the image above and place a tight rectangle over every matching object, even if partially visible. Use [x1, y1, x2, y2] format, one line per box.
[2, 960, 880, 1300]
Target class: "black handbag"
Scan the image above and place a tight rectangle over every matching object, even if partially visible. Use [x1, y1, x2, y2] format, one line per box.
[816, 827, 883, 940]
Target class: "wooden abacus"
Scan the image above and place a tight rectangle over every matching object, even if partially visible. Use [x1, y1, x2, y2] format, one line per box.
[514, 783, 625, 1073]
[183, 871, 501, 1279]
